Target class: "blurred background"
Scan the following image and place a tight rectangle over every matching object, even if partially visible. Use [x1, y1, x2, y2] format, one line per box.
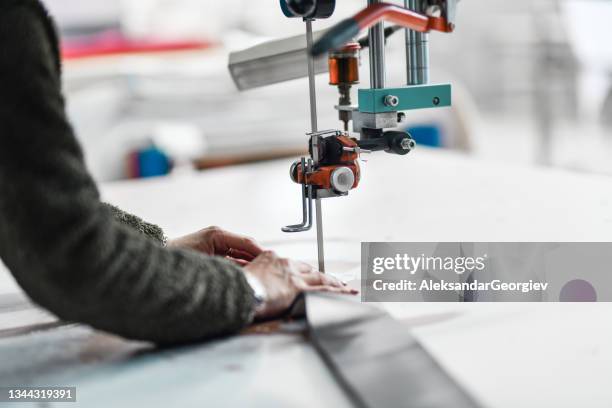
[42, 0, 612, 181]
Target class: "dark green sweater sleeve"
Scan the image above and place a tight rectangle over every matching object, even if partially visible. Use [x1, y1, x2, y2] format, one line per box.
[0, 0, 255, 344]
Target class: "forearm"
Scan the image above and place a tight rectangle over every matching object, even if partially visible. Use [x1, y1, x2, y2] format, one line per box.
[20, 212, 256, 343]
[3, 204, 254, 342]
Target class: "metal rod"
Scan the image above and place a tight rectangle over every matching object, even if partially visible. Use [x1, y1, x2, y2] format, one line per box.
[368, 0, 386, 89]
[281, 158, 312, 233]
[405, 0, 428, 85]
[413, 0, 429, 84]
[305, 19, 325, 273]
[306, 20, 319, 135]
[405, 0, 418, 85]
[415, 30, 429, 84]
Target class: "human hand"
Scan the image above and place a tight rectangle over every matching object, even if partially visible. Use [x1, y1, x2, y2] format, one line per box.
[244, 251, 358, 320]
[167, 226, 263, 266]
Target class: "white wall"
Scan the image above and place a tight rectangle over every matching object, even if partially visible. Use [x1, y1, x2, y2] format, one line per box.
[42, 0, 121, 28]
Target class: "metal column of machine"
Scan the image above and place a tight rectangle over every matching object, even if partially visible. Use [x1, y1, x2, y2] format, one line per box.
[368, 0, 386, 90]
[405, 0, 429, 85]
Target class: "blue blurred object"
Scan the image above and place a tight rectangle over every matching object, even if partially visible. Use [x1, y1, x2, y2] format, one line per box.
[138, 146, 171, 178]
[407, 125, 442, 148]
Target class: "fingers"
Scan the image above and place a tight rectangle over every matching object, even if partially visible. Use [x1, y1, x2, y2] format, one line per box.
[212, 229, 264, 259]
[296, 270, 358, 295]
[227, 249, 256, 262]
[226, 256, 249, 266]
[302, 285, 358, 295]
[300, 271, 345, 288]
[248, 251, 356, 297]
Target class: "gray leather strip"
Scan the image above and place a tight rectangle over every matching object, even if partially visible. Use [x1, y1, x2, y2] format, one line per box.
[305, 293, 480, 408]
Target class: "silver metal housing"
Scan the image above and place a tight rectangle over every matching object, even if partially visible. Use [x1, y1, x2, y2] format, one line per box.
[352, 111, 399, 134]
[228, 31, 328, 91]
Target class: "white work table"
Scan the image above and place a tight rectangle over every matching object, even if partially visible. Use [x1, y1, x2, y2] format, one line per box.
[1, 149, 611, 407]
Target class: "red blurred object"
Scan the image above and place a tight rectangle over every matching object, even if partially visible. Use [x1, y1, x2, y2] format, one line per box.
[61, 30, 214, 60]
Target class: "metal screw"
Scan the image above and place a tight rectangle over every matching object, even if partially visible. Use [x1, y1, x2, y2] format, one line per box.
[384, 95, 400, 107]
[400, 138, 416, 151]
[397, 112, 406, 123]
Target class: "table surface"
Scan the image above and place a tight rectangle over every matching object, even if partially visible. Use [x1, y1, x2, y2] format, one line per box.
[1, 149, 612, 408]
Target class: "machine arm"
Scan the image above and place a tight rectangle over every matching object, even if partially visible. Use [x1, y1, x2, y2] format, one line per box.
[311, 1, 455, 56]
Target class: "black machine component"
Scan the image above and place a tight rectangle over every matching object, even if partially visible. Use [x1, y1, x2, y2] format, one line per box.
[309, 134, 352, 166]
[307, 130, 415, 164]
[280, 0, 336, 19]
[357, 130, 416, 156]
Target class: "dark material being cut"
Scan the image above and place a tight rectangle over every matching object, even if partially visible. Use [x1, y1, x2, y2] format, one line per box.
[305, 293, 480, 408]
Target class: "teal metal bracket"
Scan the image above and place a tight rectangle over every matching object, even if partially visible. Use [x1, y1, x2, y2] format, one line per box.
[357, 84, 451, 113]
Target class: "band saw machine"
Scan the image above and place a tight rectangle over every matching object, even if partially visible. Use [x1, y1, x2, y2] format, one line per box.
[229, 0, 460, 272]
